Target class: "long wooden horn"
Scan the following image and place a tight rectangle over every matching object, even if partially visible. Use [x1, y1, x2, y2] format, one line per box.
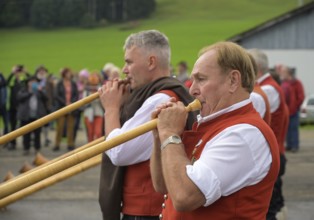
[0, 99, 201, 199]
[0, 138, 104, 207]
[5, 137, 103, 184]
[0, 79, 130, 146]
[0, 155, 101, 208]
[0, 138, 104, 208]
[0, 92, 99, 145]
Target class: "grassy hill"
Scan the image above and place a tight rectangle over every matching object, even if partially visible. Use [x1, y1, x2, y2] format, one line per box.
[0, 0, 311, 76]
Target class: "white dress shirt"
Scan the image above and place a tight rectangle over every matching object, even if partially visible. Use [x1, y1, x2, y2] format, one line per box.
[257, 73, 280, 113]
[186, 99, 272, 207]
[105, 93, 171, 166]
[250, 92, 266, 118]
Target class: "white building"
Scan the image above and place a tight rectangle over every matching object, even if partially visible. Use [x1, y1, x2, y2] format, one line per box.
[228, 2, 314, 96]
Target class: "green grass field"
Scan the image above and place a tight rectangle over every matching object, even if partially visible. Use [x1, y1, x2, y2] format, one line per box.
[0, 0, 310, 76]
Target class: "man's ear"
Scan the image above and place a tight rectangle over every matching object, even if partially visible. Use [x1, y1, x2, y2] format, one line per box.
[148, 55, 157, 71]
[228, 70, 241, 93]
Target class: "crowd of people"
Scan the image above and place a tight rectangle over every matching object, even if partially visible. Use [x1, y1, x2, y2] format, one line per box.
[0, 58, 193, 156]
[0, 63, 123, 155]
[0, 29, 306, 220]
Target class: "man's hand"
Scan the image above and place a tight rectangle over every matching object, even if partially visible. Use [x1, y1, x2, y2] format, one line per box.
[153, 98, 187, 142]
[98, 79, 128, 112]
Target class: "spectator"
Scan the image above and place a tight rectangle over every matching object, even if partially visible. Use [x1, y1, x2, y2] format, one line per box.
[6, 65, 30, 150]
[83, 71, 103, 142]
[287, 67, 305, 152]
[35, 65, 52, 147]
[101, 63, 115, 83]
[176, 61, 192, 88]
[107, 66, 121, 81]
[278, 65, 297, 117]
[74, 69, 89, 142]
[53, 67, 78, 152]
[17, 76, 48, 155]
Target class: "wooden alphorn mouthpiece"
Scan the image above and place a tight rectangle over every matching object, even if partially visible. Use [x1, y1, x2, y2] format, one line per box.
[185, 99, 201, 112]
[117, 78, 131, 86]
[19, 162, 33, 174]
[3, 171, 15, 182]
[33, 152, 49, 166]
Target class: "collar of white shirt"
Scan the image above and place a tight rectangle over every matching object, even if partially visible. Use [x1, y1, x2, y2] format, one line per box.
[197, 99, 251, 125]
[257, 72, 271, 84]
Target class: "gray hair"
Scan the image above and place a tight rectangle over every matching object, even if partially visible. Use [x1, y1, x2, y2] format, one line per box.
[247, 48, 269, 74]
[123, 30, 171, 69]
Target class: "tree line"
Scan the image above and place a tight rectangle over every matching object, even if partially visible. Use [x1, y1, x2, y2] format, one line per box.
[0, 0, 156, 28]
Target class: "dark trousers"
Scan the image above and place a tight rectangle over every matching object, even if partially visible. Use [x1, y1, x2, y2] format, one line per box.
[9, 108, 18, 145]
[122, 215, 159, 220]
[286, 112, 299, 150]
[267, 153, 286, 220]
[74, 110, 82, 141]
[21, 119, 42, 151]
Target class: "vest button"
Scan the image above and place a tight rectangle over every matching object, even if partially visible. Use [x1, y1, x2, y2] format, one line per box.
[162, 203, 166, 209]
[164, 194, 168, 200]
[159, 213, 163, 219]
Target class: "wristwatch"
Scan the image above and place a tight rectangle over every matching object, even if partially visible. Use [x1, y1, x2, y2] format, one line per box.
[160, 135, 182, 150]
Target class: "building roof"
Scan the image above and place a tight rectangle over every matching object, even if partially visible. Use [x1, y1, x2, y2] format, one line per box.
[227, 1, 314, 43]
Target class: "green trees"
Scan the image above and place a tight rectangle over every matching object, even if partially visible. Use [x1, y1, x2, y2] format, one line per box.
[125, 0, 156, 20]
[0, 0, 29, 27]
[0, 0, 156, 28]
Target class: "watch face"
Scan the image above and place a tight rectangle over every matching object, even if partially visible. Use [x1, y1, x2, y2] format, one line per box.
[171, 135, 181, 143]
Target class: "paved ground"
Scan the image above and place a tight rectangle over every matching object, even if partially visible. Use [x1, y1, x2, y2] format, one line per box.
[0, 127, 313, 220]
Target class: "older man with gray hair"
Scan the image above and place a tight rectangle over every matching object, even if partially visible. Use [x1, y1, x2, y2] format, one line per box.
[98, 30, 196, 220]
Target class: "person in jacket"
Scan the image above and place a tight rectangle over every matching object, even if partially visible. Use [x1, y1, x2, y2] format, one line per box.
[150, 42, 280, 220]
[6, 65, 30, 150]
[53, 67, 78, 152]
[17, 76, 48, 155]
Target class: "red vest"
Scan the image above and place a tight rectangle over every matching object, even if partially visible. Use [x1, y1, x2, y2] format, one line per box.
[122, 90, 180, 216]
[162, 103, 280, 220]
[253, 84, 271, 125]
[259, 75, 289, 154]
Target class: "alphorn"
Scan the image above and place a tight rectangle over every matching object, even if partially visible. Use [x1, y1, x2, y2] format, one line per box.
[0, 155, 101, 208]
[5, 137, 104, 184]
[0, 138, 103, 207]
[0, 99, 201, 199]
[0, 78, 130, 146]
[0, 92, 98, 145]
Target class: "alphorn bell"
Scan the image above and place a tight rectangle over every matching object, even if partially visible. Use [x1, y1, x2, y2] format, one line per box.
[2, 171, 15, 182]
[0, 138, 103, 208]
[0, 99, 201, 199]
[0, 155, 101, 208]
[33, 152, 49, 166]
[19, 162, 33, 174]
[4, 137, 104, 185]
